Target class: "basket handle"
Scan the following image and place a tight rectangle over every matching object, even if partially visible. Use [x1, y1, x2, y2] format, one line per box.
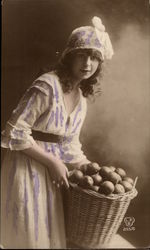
[133, 176, 138, 188]
[129, 177, 138, 199]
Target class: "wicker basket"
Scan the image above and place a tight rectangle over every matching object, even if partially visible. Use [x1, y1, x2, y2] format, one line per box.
[63, 183, 138, 248]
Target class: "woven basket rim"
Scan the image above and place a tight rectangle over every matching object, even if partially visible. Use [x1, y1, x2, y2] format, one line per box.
[69, 182, 138, 200]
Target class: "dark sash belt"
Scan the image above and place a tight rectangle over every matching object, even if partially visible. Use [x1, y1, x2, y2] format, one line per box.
[32, 130, 65, 143]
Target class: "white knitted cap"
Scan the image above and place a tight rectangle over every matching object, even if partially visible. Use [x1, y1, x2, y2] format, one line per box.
[62, 16, 114, 60]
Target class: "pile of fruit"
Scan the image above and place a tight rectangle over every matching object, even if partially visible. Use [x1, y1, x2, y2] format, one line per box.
[69, 163, 134, 195]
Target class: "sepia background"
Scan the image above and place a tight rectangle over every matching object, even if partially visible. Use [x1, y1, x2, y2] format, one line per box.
[1, 0, 150, 248]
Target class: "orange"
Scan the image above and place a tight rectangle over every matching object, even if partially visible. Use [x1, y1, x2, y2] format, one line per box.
[115, 168, 126, 178]
[108, 171, 122, 184]
[114, 184, 125, 194]
[92, 173, 103, 185]
[99, 181, 115, 195]
[119, 180, 133, 191]
[123, 176, 134, 185]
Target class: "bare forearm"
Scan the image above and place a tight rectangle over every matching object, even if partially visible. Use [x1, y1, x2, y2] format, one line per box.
[22, 141, 58, 167]
[22, 141, 69, 188]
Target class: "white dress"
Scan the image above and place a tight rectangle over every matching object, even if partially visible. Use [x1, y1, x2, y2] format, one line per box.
[1, 71, 87, 249]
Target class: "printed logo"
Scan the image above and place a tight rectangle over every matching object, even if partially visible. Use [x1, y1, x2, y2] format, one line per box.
[124, 217, 135, 227]
[123, 216, 135, 231]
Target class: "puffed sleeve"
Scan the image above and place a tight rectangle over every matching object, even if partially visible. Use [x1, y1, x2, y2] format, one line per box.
[1, 81, 53, 150]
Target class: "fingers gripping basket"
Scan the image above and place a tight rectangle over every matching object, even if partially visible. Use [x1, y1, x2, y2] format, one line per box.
[64, 183, 137, 248]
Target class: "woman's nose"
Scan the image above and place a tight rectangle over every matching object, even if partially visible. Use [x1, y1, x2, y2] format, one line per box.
[84, 56, 92, 67]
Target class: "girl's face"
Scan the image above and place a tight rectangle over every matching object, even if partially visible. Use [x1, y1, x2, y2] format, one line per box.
[70, 50, 100, 81]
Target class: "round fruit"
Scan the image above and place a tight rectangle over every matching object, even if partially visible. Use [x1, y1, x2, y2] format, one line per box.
[119, 180, 133, 192]
[79, 175, 94, 188]
[108, 172, 122, 184]
[115, 168, 126, 178]
[114, 184, 125, 194]
[99, 166, 112, 179]
[90, 185, 100, 192]
[123, 176, 134, 185]
[80, 164, 88, 174]
[109, 166, 116, 171]
[69, 171, 76, 183]
[92, 162, 101, 171]
[99, 181, 115, 195]
[92, 173, 103, 185]
[69, 170, 84, 184]
[85, 162, 101, 175]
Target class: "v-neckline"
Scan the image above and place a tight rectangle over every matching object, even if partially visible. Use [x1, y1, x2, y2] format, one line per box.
[58, 80, 82, 118]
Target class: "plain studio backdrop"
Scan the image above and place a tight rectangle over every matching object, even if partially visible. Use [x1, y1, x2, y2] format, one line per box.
[1, 0, 150, 248]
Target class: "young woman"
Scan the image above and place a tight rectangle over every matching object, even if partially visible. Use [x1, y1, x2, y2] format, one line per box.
[1, 16, 114, 248]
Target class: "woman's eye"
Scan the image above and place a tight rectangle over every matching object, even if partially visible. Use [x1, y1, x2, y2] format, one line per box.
[90, 55, 97, 60]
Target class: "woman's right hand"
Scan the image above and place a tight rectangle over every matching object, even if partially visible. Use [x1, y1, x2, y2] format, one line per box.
[22, 141, 70, 189]
[48, 158, 70, 189]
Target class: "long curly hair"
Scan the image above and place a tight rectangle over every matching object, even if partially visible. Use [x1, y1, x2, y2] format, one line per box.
[54, 49, 103, 98]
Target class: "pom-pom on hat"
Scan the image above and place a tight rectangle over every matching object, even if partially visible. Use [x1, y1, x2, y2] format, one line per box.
[62, 16, 114, 61]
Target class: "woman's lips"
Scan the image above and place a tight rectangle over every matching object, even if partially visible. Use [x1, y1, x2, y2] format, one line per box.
[80, 69, 91, 73]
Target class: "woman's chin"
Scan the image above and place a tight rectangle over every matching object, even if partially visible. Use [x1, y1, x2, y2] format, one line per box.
[81, 74, 92, 79]
[72, 72, 93, 82]
[79, 71, 93, 79]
